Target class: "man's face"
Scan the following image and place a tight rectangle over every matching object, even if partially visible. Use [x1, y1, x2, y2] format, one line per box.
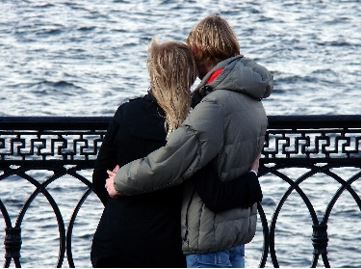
[189, 46, 206, 79]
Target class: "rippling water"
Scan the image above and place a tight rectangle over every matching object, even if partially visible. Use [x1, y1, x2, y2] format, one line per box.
[1, 0, 361, 267]
[1, 0, 360, 116]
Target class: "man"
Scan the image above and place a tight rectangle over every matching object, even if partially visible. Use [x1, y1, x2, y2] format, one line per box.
[106, 15, 273, 267]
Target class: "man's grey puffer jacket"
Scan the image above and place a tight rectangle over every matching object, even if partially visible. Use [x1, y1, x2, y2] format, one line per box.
[114, 55, 273, 254]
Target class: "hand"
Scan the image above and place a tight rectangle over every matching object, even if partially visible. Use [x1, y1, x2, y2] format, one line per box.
[250, 154, 261, 174]
[105, 165, 120, 198]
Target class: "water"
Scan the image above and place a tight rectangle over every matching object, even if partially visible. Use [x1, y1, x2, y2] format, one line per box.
[1, 0, 360, 116]
[0, 0, 361, 267]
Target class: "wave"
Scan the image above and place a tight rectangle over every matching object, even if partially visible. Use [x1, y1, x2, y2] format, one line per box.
[36, 28, 63, 36]
[35, 80, 83, 89]
[261, 197, 276, 206]
[310, 68, 337, 76]
[276, 75, 319, 84]
[77, 26, 97, 32]
[33, 3, 55, 9]
[316, 40, 354, 47]
[11, 80, 87, 97]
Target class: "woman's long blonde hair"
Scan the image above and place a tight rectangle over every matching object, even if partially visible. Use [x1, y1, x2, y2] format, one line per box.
[148, 40, 197, 131]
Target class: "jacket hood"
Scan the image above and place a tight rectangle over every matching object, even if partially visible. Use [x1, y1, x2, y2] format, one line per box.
[195, 55, 273, 100]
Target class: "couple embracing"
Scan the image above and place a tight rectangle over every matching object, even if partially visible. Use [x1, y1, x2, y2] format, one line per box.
[91, 15, 273, 268]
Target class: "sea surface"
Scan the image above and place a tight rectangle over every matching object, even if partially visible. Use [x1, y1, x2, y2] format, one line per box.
[0, 0, 360, 267]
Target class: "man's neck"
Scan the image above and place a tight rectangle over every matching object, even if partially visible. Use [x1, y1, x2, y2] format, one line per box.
[199, 64, 215, 79]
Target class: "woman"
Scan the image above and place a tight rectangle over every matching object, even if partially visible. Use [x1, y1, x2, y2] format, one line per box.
[91, 40, 262, 267]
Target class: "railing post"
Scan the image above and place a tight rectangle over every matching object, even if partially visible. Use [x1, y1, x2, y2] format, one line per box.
[312, 223, 328, 255]
[4, 227, 22, 267]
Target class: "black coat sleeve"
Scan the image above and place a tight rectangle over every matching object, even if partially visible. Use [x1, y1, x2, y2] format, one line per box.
[92, 110, 120, 206]
[192, 160, 263, 213]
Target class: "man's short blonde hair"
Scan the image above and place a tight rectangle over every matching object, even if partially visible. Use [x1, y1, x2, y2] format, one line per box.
[187, 15, 240, 67]
[148, 40, 197, 131]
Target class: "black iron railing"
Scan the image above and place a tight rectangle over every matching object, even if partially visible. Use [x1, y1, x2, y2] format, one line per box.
[0, 116, 360, 267]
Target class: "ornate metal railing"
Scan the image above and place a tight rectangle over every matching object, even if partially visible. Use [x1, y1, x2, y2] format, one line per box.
[0, 116, 360, 267]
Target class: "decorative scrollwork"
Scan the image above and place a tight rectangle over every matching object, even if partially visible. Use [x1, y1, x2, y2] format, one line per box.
[263, 130, 361, 160]
[0, 131, 104, 163]
[0, 116, 360, 268]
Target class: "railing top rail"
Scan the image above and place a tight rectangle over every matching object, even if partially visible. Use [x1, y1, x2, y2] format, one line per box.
[267, 115, 361, 129]
[0, 116, 110, 130]
[1, 115, 361, 130]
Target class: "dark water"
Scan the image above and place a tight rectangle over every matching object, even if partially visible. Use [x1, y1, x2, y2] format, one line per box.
[1, 0, 360, 116]
[0, 0, 361, 267]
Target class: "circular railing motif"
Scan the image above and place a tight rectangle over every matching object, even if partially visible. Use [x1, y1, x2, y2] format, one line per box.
[0, 116, 360, 267]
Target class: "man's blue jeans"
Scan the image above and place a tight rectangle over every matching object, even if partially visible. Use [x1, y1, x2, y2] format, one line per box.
[186, 244, 245, 268]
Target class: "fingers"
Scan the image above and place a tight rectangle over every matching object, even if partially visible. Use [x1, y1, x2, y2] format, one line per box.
[105, 177, 118, 197]
[112, 165, 120, 173]
[107, 169, 116, 177]
[105, 177, 110, 189]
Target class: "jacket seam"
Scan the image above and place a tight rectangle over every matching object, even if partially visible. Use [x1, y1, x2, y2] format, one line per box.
[183, 188, 196, 244]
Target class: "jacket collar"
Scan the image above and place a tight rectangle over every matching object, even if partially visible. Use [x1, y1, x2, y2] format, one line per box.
[191, 56, 243, 107]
